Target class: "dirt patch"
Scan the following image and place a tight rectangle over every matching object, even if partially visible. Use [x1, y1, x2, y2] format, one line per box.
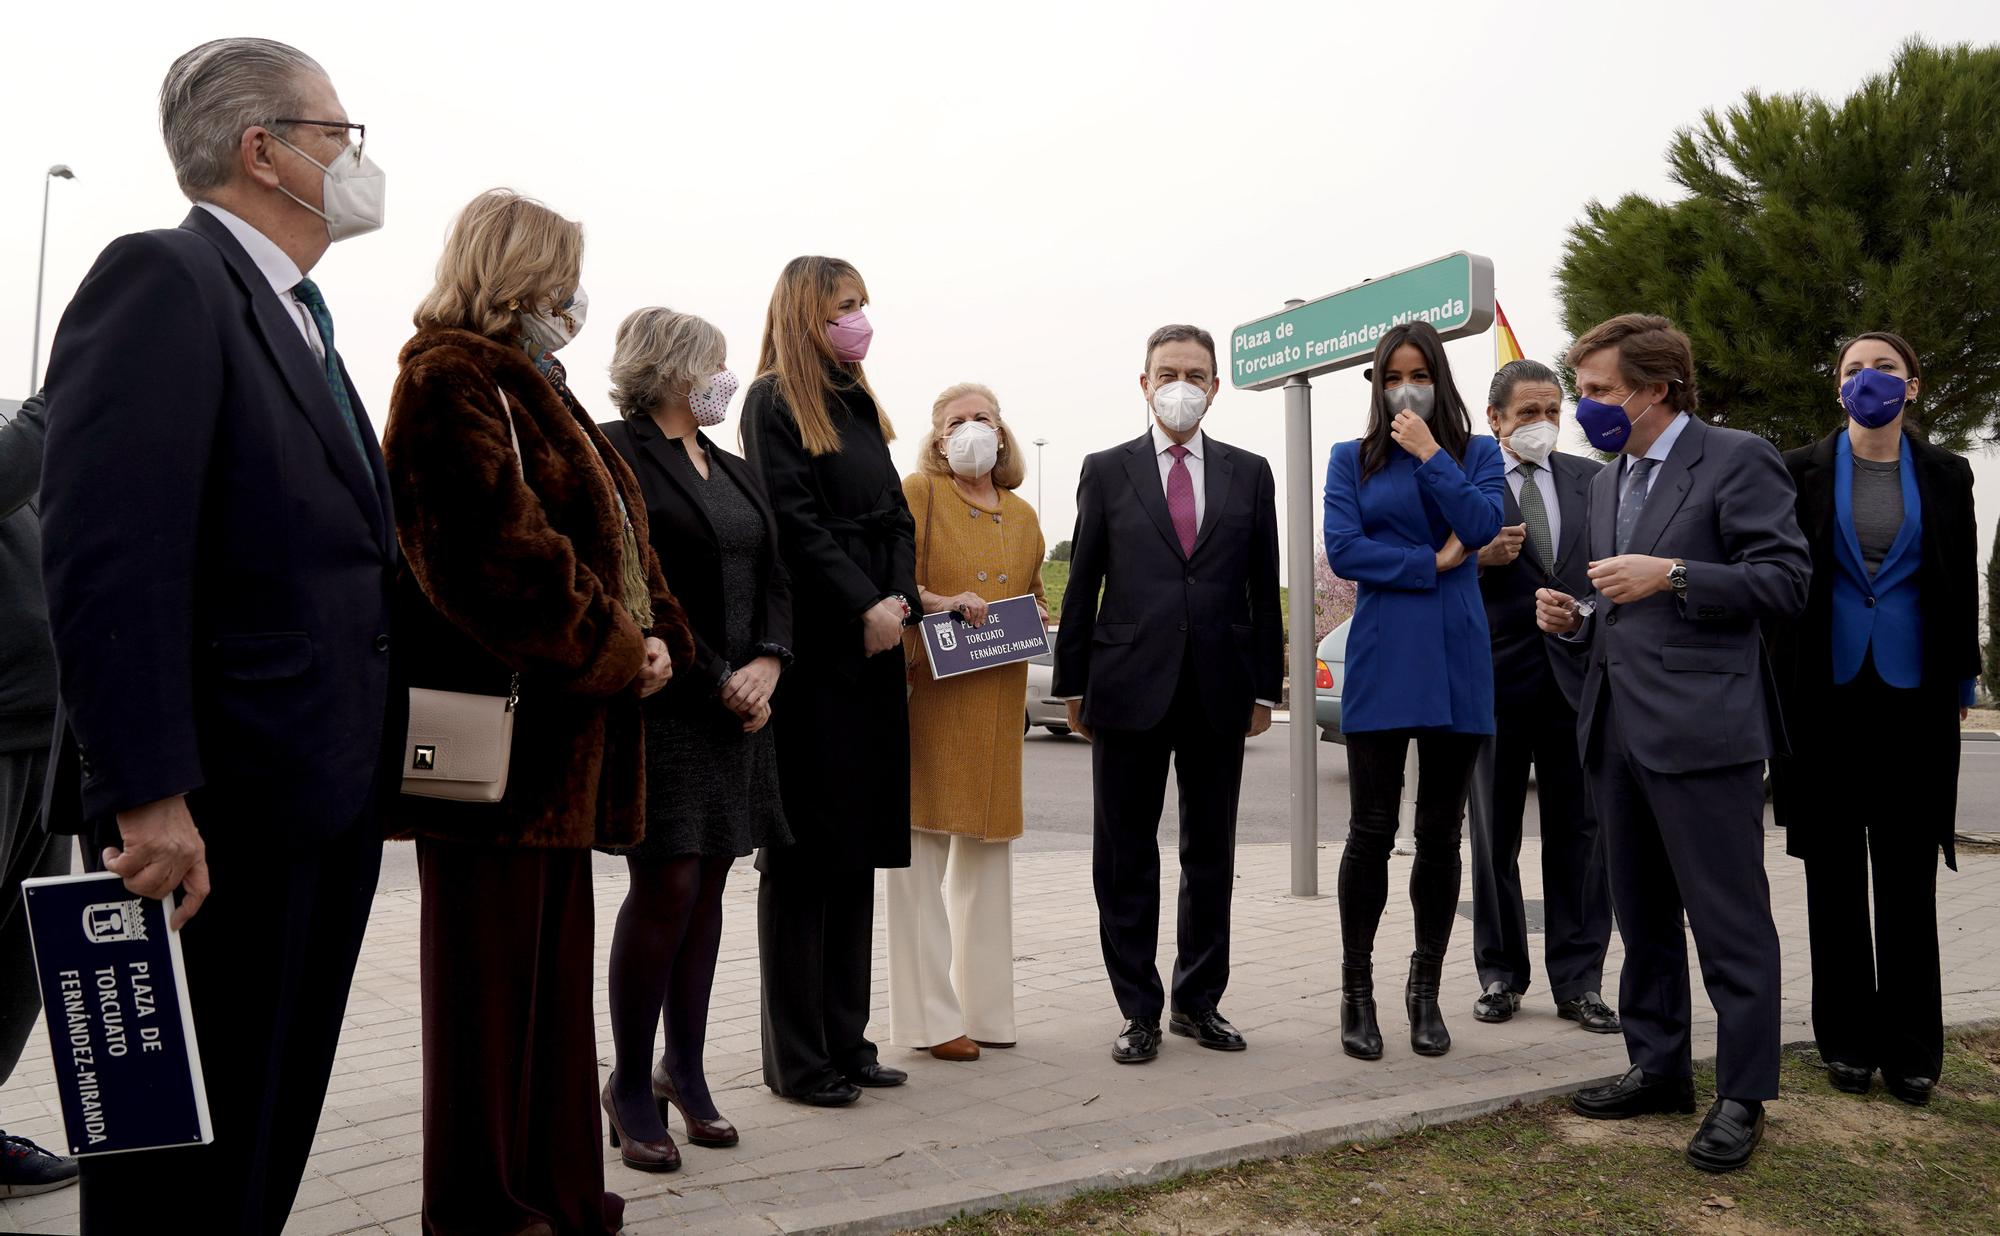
[1961, 708, 2000, 731]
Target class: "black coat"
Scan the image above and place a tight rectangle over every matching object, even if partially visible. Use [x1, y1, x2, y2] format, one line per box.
[1053, 431, 1283, 733]
[601, 414, 794, 716]
[1770, 429, 1977, 867]
[39, 209, 403, 838]
[740, 374, 916, 871]
[1477, 451, 1600, 715]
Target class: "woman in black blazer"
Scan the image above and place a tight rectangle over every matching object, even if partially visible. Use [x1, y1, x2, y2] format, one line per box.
[1771, 330, 1978, 1107]
[741, 256, 918, 1107]
[598, 308, 794, 1166]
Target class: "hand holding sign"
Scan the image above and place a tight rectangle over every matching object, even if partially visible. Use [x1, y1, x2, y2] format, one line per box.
[105, 795, 208, 930]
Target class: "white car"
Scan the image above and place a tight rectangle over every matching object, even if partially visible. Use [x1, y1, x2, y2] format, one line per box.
[1024, 633, 1071, 735]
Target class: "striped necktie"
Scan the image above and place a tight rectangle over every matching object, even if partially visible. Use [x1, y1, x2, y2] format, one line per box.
[1614, 457, 1658, 556]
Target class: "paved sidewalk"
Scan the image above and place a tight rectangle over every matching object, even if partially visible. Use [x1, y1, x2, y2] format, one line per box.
[5, 835, 1998, 1234]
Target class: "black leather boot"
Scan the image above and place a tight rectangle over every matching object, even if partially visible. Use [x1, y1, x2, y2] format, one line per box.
[1406, 953, 1450, 1057]
[1340, 963, 1383, 1060]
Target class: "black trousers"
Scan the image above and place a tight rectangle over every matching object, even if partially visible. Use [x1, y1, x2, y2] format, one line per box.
[758, 866, 880, 1095]
[1589, 688, 1781, 1101]
[1090, 668, 1246, 1021]
[79, 806, 382, 1234]
[1339, 729, 1482, 968]
[2, 747, 70, 1092]
[1467, 677, 1611, 1003]
[1801, 668, 1945, 1081]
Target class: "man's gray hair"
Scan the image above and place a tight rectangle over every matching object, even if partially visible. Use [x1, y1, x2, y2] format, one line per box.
[159, 38, 324, 199]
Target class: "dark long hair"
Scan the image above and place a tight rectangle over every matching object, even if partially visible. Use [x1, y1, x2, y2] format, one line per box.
[1359, 320, 1471, 481]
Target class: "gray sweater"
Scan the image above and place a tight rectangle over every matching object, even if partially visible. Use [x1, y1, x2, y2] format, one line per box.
[1, 394, 57, 753]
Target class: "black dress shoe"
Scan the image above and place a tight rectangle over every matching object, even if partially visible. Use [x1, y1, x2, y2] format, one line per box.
[1557, 992, 1622, 1034]
[792, 1079, 862, 1108]
[1169, 1008, 1247, 1051]
[1826, 1061, 1873, 1095]
[1473, 981, 1520, 1023]
[1571, 1066, 1697, 1120]
[1885, 1075, 1935, 1106]
[842, 1062, 907, 1088]
[1112, 1017, 1161, 1064]
[1686, 1098, 1764, 1173]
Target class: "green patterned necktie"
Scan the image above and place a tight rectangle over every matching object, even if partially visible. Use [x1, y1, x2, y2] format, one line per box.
[290, 278, 370, 464]
[1516, 461, 1554, 571]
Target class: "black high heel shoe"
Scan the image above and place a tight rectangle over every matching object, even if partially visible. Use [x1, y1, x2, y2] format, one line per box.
[653, 1058, 739, 1148]
[602, 1078, 681, 1172]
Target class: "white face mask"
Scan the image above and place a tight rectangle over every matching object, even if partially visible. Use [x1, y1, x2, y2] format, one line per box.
[1505, 419, 1558, 465]
[1151, 380, 1209, 433]
[272, 132, 386, 243]
[520, 288, 588, 355]
[689, 369, 739, 427]
[1385, 382, 1436, 421]
[944, 420, 999, 479]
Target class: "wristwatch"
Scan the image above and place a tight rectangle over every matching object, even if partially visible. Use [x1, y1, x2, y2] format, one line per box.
[1667, 559, 1689, 598]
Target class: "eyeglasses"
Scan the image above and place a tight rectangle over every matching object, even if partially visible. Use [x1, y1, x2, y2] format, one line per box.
[268, 118, 365, 162]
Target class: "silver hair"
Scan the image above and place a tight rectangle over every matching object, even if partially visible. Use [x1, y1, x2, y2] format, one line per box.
[159, 38, 325, 199]
[610, 308, 728, 420]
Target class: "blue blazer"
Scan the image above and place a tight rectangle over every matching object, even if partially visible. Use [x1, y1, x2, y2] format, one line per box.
[1323, 435, 1506, 734]
[1829, 432, 1929, 690]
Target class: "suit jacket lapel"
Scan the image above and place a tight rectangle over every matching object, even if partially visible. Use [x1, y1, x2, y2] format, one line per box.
[1121, 435, 1186, 561]
[631, 416, 718, 548]
[1552, 453, 1593, 581]
[181, 210, 385, 542]
[1797, 432, 1838, 553]
[1190, 438, 1234, 560]
[1589, 457, 1618, 564]
[1630, 418, 1703, 556]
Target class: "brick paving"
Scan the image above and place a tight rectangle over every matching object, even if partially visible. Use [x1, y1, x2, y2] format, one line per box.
[5, 833, 1999, 1234]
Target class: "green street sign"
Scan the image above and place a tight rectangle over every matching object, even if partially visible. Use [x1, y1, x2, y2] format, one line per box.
[1229, 252, 1495, 391]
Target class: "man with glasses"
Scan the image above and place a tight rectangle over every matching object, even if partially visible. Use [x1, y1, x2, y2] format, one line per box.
[39, 38, 399, 1231]
[1535, 314, 1808, 1174]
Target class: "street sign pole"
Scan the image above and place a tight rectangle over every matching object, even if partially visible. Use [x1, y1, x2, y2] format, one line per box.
[1283, 325, 1318, 896]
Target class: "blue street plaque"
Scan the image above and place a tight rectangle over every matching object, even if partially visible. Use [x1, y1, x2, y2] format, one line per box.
[22, 871, 212, 1155]
[918, 594, 1049, 680]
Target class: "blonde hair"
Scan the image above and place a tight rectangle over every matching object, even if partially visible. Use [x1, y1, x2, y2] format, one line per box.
[918, 382, 1027, 490]
[413, 189, 582, 338]
[754, 255, 893, 455]
[609, 307, 727, 419]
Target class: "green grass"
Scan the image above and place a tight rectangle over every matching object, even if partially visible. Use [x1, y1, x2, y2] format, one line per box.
[1038, 559, 1292, 640]
[907, 1031, 2000, 1235]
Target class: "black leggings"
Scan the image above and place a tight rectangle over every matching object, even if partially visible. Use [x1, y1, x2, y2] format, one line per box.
[1339, 730, 1483, 968]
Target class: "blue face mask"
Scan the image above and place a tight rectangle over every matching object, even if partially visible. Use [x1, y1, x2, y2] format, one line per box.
[1574, 389, 1658, 452]
[1840, 367, 1910, 429]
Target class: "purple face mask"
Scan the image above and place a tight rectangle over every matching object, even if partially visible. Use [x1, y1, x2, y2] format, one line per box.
[1840, 367, 1910, 429]
[827, 309, 873, 362]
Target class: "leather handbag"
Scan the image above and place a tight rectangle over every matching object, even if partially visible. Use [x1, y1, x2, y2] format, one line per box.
[399, 386, 527, 803]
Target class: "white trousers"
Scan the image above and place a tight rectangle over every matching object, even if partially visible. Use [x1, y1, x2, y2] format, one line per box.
[886, 831, 1016, 1048]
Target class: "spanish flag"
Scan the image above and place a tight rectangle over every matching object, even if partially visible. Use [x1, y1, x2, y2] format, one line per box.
[1494, 301, 1525, 370]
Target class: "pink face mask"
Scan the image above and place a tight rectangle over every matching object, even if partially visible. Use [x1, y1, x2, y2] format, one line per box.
[827, 309, 873, 362]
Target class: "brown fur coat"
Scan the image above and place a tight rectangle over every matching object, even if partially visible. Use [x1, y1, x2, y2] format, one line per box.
[383, 327, 694, 848]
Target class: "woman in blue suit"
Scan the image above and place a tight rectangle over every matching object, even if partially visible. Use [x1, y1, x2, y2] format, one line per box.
[1323, 320, 1505, 1062]
[1772, 331, 1977, 1107]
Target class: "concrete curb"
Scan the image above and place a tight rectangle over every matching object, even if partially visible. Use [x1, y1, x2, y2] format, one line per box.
[766, 1016, 2000, 1235]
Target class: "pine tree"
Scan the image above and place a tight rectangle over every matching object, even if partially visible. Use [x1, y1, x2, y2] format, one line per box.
[1557, 39, 2000, 450]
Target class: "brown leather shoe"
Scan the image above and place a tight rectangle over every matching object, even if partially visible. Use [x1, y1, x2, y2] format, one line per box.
[602, 1079, 680, 1172]
[928, 1035, 981, 1061]
[651, 1060, 739, 1148]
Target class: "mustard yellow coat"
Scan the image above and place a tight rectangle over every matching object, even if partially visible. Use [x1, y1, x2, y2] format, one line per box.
[903, 473, 1047, 841]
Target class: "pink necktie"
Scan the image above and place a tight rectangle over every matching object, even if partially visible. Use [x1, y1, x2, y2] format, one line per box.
[1166, 444, 1197, 557]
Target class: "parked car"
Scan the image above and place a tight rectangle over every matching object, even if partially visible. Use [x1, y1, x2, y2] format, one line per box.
[1313, 618, 1352, 745]
[1025, 631, 1070, 735]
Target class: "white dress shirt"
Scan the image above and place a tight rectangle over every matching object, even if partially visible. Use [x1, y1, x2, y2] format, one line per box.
[1501, 446, 1562, 551]
[1152, 422, 1206, 530]
[196, 202, 326, 363]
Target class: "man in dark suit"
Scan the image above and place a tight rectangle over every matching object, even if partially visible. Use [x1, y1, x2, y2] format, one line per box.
[1054, 324, 1283, 1063]
[1466, 362, 1617, 1036]
[1537, 315, 1809, 1174]
[38, 39, 400, 1232]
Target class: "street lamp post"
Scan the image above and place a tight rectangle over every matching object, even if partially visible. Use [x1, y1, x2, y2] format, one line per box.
[30, 164, 77, 394]
[1033, 438, 1048, 514]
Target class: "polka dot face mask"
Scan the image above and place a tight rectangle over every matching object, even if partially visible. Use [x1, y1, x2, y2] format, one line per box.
[689, 369, 739, 427]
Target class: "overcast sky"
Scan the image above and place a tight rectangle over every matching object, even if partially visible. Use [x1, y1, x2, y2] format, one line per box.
[7, 0, 1999, 579]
